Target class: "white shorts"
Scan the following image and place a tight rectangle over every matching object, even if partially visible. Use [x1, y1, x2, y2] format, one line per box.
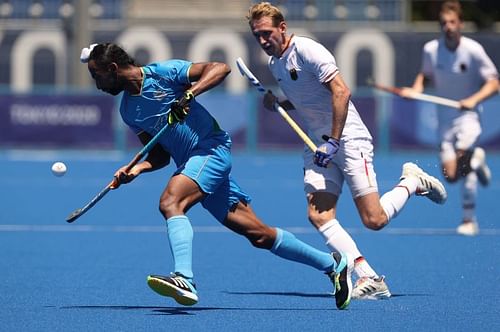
[439, 112, 481, 162]
[303, 138, 378, 198]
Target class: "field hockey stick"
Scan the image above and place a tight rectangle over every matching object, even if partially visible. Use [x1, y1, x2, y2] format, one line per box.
[366, 78, 461, 109]
[66, 113, 171, 223]
[235, 57, 317, 151]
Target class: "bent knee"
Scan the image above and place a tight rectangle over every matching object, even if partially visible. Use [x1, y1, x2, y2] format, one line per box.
[307, 213, 333, 229]
[247, 228, 275, 249]
[159, 197, 181, 218]
[444, 174, 459, 183]
[361, 214, 387, 231]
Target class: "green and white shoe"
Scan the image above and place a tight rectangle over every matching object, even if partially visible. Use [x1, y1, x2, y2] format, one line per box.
[147, 273, 198, 306]
[328, 252, 353, 310]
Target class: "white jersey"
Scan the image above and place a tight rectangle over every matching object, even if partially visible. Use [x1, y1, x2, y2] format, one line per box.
[268, 35, 371, 144]
[421, 36, 498, 127]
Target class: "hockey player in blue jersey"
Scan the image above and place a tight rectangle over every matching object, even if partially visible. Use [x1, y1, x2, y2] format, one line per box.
[81, 42, 352, 309]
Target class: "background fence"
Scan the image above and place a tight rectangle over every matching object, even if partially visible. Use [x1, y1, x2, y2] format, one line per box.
[0, 0, 499, 153]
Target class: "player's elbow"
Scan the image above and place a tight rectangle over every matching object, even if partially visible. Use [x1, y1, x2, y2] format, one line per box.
[334, 85, 351, 103]
[490, 78, 500, 92]
[216, 62, 231, 78]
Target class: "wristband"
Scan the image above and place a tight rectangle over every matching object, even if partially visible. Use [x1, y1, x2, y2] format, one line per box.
[184, 90, 194, 102]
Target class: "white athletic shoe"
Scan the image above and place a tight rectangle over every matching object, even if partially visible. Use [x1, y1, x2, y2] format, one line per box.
[471, 147, 491, 187]
[400, 162, 447, 204]
[352, 276, 391, 300]
[456, 220, 479, 236]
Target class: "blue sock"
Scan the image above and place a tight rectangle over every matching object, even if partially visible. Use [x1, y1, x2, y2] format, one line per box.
[166, 215, 194, 280]
[271, 228, 335, 273]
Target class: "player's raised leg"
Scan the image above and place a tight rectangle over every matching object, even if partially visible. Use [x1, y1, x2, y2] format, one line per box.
[470, 147, 491, 186]
[368, 162, 447, 230]
[400, 162, 447, 204]
[223, 201, 353, 310]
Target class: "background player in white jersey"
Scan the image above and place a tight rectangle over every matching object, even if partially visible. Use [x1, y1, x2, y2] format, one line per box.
[247, 2, 447, 300]
[401, 1, 499, 236]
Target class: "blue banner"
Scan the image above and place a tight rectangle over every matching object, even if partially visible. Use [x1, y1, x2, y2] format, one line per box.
[0, 94, 115, 149]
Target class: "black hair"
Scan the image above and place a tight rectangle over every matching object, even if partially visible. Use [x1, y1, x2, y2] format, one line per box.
[89, 43, 139, 68]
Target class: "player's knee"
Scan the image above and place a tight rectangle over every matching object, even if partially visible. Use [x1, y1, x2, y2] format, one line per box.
[307, 212, 330, 229]
[158, 196, 180, 218]
[453, 150, 473, 179]
[444, 174, 459, 183]
[247, 227, 274, 249]
[361, 214, 387, 231]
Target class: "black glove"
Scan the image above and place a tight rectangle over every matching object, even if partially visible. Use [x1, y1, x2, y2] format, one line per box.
[168, 90, 194, 125]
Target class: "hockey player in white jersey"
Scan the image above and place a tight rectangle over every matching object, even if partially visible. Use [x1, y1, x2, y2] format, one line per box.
[247, 2, 447, 300]
[402, 1, 499, 236]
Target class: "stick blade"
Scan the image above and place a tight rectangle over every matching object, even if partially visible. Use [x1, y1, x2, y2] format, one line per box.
[235, 57, 266, 93]
[235, 57, 247, 77]
[66, 208, 83, 223]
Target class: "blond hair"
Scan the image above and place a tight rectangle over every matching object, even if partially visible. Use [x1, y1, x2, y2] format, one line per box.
[440, 1, 463, 21]
[247, 2, 285, 27]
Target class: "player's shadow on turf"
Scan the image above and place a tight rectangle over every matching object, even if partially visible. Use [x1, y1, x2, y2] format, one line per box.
[60, 305, 330, 316]
[224, 291, 332, 298]
[224, 291, 432, 299]
[60, 305, 222, 316]
[59, 293, 428, 315]
[388, 293, 431, 298]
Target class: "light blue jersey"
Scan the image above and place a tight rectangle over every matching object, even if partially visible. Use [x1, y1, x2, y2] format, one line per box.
[119, 59, 250, 222]
[120, 59, 229, 165]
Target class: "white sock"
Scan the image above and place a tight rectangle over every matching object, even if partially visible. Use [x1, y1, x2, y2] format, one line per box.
[462, 173, 477, 221]
[354, 257, 378, 279]
[470, 147, 482, 170]
[318, 219, 376, 278]
[380, 177, 418, 221]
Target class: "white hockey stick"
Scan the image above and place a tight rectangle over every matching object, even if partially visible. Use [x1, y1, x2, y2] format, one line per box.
[235, 57, 317, 151]
[367, 79, 461, 109]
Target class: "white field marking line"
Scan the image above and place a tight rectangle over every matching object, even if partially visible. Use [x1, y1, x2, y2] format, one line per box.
[2, 150, 125, 162]
[0, 225, 499, 236]
[0, 225, 231, 233]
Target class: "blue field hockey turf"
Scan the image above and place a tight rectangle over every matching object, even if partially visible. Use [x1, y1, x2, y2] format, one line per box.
[1, 151, 499, 331]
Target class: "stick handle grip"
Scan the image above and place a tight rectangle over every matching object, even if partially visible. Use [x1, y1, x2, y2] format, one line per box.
[275, 104, 317, 151]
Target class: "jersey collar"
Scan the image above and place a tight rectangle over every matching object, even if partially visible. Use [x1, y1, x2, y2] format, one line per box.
[130, 67, 145, 96]
[278, 34, 295, 58]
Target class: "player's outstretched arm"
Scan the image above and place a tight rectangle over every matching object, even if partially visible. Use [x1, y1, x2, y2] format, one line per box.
[460, 78, 500, 110]
[400, 73, 426, 98]
[112, 132, 170, 189]
[187, 62, 231, 96]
